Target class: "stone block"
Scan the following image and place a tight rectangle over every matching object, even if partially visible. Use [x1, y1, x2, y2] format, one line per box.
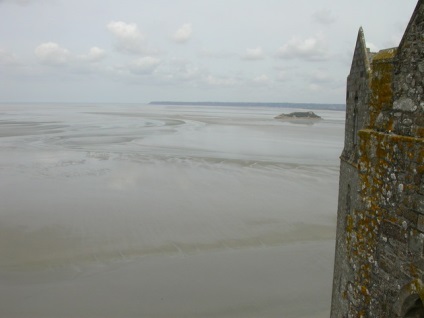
[381, 221, 407, 243]
[408, 230, 424, 255]
[413, 194, 424, 214]
[378, 254, 395, 274]
[418, 215, 424, 232]
[403, 208, 419, 223]
[393, 97, 418, 112]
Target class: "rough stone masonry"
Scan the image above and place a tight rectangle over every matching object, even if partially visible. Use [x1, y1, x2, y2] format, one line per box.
[331, 0, 424, 317]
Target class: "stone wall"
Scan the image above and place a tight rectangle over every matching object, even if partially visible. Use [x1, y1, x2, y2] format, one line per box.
[331, 0, 424, 316]
[353, 129, 424, 316]
[343, 28, 372, 162]
[393, 2, 424, 138]
[331, 161, 360, 316]
[331, 27, 371, 317]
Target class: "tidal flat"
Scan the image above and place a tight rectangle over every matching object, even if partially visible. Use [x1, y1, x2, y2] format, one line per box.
[0, 103, 344, 317]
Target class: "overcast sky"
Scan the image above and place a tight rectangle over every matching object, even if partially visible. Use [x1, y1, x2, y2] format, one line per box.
[0, 0, 418, 104]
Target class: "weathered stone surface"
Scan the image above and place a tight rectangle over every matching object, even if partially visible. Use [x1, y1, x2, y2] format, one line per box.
[331, 1, 424, 317]
[418, 215, 424, 232]
[408, 229, 424, 255]
[413, 194, 424, 214]
[393, 97, 418, 112]
[403, 208, 419, 223]
[381, 221, 408, 243]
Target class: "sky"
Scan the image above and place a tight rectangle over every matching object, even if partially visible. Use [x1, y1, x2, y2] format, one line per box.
[0, 0, 418, 104]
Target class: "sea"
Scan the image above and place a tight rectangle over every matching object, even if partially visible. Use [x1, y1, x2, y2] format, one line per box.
[0, 102, 345, 318]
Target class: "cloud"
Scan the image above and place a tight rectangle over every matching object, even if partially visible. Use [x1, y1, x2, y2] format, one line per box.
[204, 75, 238, 86]
[0, 48, 18, 65]
[35, 42, 70, 65]
[382, 21, 409, 48]
[308, 83, 322, 92]
[275, 70, 288, 82]
[35, 42, 106, 67]
[310, 70, 332, 83]
[174, 65, 203, 81]
[79, 47, 106, 62]
[312, 9, 336, 25]
[0, 0, 33, 5]
[107, 21, 146, 54]
[151, 58, 207, 84]
[173, 23, 192, 43]
[383, 36, 401, 49]
[277, 33, 329, 61]
[252, 74, 270, 84]
[198, 48, 236, 59]
[306, 69, 343, 93]
[242, 47, 265, 60]
[128, 56, 161, 75]
[366, 42, 379, 53]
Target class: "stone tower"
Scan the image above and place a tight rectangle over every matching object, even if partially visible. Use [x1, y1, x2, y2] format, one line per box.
[331, 0, 424, 317]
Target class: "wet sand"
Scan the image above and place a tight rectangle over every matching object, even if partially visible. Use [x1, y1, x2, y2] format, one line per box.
[0, 103, 344, 317]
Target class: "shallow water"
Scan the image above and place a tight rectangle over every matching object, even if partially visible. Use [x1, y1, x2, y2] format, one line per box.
[0, 103, 344, 317]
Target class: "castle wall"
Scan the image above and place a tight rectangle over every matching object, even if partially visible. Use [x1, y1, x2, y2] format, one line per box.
[331, 27, 371, 317]
[393, 2, 424, 138]
[342, 28, 371, 162]
[349, 129, 424, 316]
[370, 49, 396, 131]
[331, 1, 424, 316]
[331, 160, 360, 316]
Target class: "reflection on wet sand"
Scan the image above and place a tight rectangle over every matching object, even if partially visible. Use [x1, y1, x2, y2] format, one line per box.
[0, 220, 335, 270]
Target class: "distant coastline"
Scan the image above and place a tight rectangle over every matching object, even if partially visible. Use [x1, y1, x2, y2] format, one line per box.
[149, 101, 345, 111]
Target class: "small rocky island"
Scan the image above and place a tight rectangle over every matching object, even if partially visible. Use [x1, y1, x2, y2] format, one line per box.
[274, 111, 322, 120]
